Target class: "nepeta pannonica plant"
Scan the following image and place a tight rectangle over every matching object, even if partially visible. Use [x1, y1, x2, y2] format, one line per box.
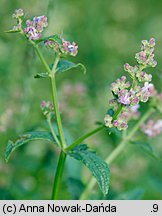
[5, 9, 162, 200]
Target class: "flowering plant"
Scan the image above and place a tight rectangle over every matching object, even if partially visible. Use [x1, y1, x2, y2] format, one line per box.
[5, 9, 162, 200]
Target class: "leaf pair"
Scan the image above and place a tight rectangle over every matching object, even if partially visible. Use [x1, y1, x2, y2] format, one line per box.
[5, 132, 110, 196]
[34, 60, 86, 78]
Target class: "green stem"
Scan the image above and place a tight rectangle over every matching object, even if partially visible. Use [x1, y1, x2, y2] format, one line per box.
[34, 45, 51, 74]
[112, 104, 123, 121]
[34, 45, 66, 149]
[51, 54, 60, 76]
[51, 151, 66, 199]
[33, 45, 67, 199]
[66, 125, 105, 151]
[80, 107, 154, 200]
[50, 77, 66, 149]
[47, 116, 61, 147]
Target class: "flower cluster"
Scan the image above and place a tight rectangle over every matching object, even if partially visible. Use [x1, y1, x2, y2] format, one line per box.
[135, 38, 157, 68]
[12, 9, 24, 31]
[104, 38, 157, 130]
[10, 9, 78, 56]
[40, 101, 53, 116]
[104, 104, 140, 130]
[11, 9, 48, 40]
[141, 119, 162, 137]
[24, 16, 48, 40]
[44, 38, 78, 56]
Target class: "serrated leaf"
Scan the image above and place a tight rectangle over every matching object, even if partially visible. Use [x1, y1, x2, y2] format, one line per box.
[5, 29, 20, 33]
[131, 141, 161, 160]
[68, 144, 110, 196]
[5, 131, 56, 162]
[56, 60, 86, 74]
[34, 72, 49, 79]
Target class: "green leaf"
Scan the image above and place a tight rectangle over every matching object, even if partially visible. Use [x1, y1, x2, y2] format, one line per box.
[34, 72, 49, 79]
[5, 131, 56, 162]
[68, 144, 110, 196]
[131, 141, 161, 160]
[56, 60, 86, 74]
[5, 29, 20, 33]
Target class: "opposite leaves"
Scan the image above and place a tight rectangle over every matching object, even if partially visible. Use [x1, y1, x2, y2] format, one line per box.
[68, 144, 110, 196]
[5, 131, 57, 162]
[34, 60, 86, 79]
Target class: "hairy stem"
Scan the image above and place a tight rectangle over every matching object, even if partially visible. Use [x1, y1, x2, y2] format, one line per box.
[51, 151, 66, 199]
[80, 107, 154, 200]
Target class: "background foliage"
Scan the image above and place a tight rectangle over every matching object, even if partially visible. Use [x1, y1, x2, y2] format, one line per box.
[0, 0, 162, 199]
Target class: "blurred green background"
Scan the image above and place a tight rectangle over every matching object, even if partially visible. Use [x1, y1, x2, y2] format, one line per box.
[0, 0, 162, 200]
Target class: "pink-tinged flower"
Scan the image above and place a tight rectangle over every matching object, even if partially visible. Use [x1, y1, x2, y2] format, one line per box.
[24, 15, 48, 40]
[44, 37, 78, 56]
[139, 82, 154, 102]
[112, 116, 128, 130]
[11, 9, 24, 32]
[141, 119, 162, 137]
[149, 38, 156, 47]
[113, 120, 119, 126]
[24, 26, 41, 40]
[135, 38, 157, 68]
[120, 104, 140, 121]
[136, 71, 152, 82]
[32, 16, 48, 32]
[111, 76, 130, 95]
[62, 39, 78, 56]
[44, 39, 62, 53]
[124, 64, 139, 74]
[40, 100, 53, 116]
[118, 90, 131, 105]
[118, 89, 140, 106]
